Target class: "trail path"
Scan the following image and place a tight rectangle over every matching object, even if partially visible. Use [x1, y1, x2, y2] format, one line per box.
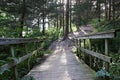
[28, 40, 95, 80]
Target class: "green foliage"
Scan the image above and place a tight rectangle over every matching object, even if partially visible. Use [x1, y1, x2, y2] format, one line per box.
[110, 49, 120, 80]
[20, 75, 35, 80]
[73, 1, 93, 26]
[96, 69, 110, 78]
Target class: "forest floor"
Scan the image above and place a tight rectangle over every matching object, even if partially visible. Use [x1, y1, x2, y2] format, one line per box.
[28, 38, 95, 80]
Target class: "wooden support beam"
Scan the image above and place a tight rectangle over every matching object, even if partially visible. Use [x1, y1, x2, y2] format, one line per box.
[105, 39, 109, 71]
[79, 39, 81, 58]
[80, 48, 112, 63]
[89, 39, 92, 68]
[83, 39, 86, 61]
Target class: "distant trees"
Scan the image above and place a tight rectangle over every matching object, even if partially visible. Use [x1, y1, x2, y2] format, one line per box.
[0, 0, 65, 37]
[1, 0, 119, 38]
[72, 0, 120, 30]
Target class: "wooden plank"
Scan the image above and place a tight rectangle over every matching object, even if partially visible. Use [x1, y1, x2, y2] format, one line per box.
[0, 38, 42, 45]
[80, 48, 112, 63]
[75, 29, 119, 39]
[0, 48, 41, 74]
[78, 32, 115, 39]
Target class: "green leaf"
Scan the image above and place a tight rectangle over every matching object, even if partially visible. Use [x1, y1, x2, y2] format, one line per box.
[7, 57, 19, 63]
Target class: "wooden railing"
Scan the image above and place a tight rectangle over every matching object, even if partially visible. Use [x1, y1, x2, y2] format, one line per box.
[0, 38, 42, 80]
[73, 29, 120, 72]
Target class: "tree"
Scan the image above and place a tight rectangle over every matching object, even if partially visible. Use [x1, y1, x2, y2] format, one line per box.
[62, 0, 69, 40]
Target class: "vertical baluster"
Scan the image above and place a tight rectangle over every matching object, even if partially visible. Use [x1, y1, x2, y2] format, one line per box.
[77, 39, 79, 57]
[89, 39, 92, 68]
[83, 39, 86, 62]
[75, 39, 78, 54]
[105, 38, 109, 71]
[79, 39, 81, 58]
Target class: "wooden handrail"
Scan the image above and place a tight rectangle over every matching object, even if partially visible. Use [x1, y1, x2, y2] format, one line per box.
[74, 29, 120, 71]
[0, 37, 43, 78]
[80, 48, 112, 63]
[0, 38, 42, 45]
[0, 48, 42, 74]
[75, 29, 120, 39]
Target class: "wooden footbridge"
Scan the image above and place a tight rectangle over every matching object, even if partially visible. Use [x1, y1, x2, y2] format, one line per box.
[0, 29, 119, 80]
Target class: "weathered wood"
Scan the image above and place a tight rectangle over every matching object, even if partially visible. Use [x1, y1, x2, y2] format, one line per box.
[28, 43, 95, 80]
[89, 39, 92, 68]
[80, 48, 112, 63]
[0, 48, 41, 74]
[83, 39, 86, 61]
[79, 39, 81, 58]
[75, 29, 119, 39]
[0, 38, 42, 45]
[105, 39, 109, 71]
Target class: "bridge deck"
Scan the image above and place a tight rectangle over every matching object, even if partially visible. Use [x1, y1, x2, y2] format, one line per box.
[28, 42, 95, 80]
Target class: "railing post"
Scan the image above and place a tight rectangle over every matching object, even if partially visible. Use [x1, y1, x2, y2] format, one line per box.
[75, 39, 78, 54]
[79, 39, 81, 58]
[10, 46, 18, 80]
[83, 39, 86, 61]
[89, 39, 92, 68]
[77, 39, 79, 55]
[77, 39, 80, 57]
[105, 38, 109, 71]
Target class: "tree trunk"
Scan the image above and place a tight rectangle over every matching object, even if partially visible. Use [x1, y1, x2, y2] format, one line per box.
[108, 0, 112, 21]
[62, 0, 69, 40]
[57, 15, 59, 30]
[62, 3, 65, 36]
[97, 0, 101, 22]
[112, 0, 115, 27]
[60, 0, 62, 28]
[105, 0, 108, 20]
[42, 3, 45, 34]
[69, 0, 73, 32]
[20, 0, 26, 37]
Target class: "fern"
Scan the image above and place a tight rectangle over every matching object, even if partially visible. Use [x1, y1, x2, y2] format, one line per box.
[20, 75, 35, 80]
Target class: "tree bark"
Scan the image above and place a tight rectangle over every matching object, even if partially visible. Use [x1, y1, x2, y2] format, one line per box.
[105, 0, 108, 20]
[20, 0, 26, 37]
[62, 1, 65, 36]
[112, 0, 115, 27]
[42, 2, 45, 34]
[97, 0, 101, 22]
[69, 0, 73, 32]
[62, 0, 69, 40]
[108, 0, 112, 21]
